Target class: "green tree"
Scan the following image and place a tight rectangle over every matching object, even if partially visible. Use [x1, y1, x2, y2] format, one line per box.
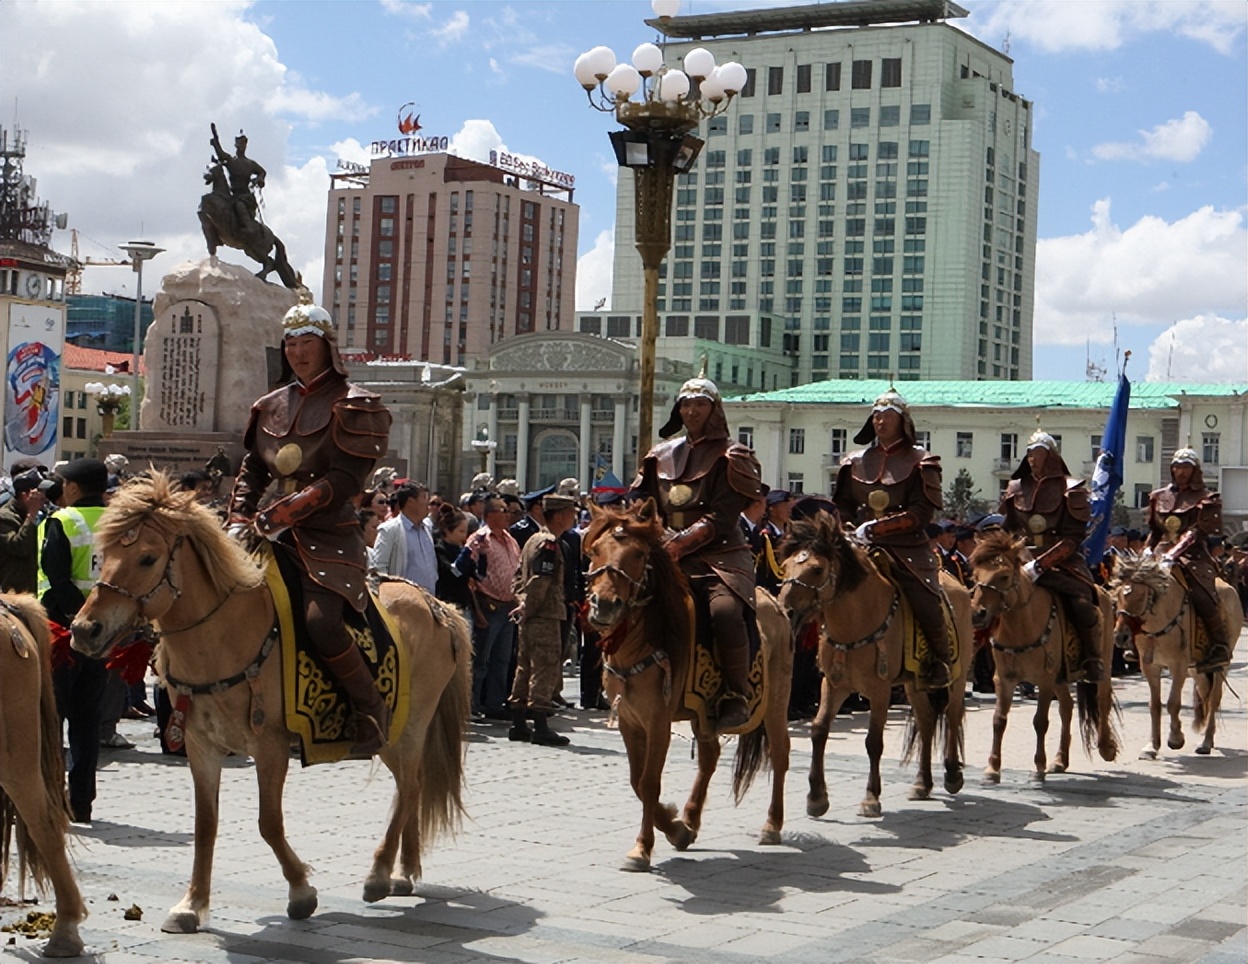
[944, 467, 990, 522]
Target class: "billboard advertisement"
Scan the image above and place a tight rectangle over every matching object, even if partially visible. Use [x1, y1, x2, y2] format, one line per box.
[3, 300, 64, 471]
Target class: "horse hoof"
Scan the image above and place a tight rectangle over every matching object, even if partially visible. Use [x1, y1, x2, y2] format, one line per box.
[1195, 745, 1212, 756]
[161, 911, 201, 934]
[42, 932, 85, 958]
[362, 879, 391, 903]
[759, 828, 782, 846]
[287, 888, 318, 920]
[390, 878, 414, 897]
[806, 794, 829, 818]
[620, 854, 651, 873]
[1167, 736, 1185, 750]
[858, 800, 882, 818]
[1049, 762, 1067, 774]
[1139, 747, 1158, 761]
[908, 785, 932, 801]
[666, 820, 695, 852]
[944, 771, 965, 795]
[981, 771, 1001, 786]
[1030, 771, 1046, 785]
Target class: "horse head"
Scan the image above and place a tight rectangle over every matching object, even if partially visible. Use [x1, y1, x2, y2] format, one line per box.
[582, 498, 664, 631]
[1110, 551, 1169, 645]
[967, 530, 1026, 629]
[777, 509, 868, 636]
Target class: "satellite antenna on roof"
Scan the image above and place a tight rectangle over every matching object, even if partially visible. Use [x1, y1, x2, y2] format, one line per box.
[1003, 30, 1011, 55]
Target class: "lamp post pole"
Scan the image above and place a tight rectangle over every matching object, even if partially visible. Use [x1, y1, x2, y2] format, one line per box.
[118, 240, 164, 427]
[576, 3, 745, 464]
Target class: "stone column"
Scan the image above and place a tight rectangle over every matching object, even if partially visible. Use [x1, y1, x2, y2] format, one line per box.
[516, 392, 531, 489]
[486, 392, 499, 479]
[579, 393, 592, 488]
[613, 395, 628, 480]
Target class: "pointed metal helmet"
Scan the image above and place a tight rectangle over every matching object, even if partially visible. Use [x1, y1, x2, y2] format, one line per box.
[1170, 447, 1205, 487]
[659, 358, 730, 440]
[1011, 426, 1072, 479]
[1026, 429, 1059, 453]
[676, 356, 721, 404]
[280, 290, 347, 377]
[853, 388, 917, 445]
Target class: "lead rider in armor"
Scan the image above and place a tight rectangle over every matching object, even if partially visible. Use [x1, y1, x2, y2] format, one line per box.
[1145, 448, 1231, 674]
[633, 368, 767, 732]
[229, 299, 393, 755]
[834, 389, 952, 689]
[998, 429, 1104, 682]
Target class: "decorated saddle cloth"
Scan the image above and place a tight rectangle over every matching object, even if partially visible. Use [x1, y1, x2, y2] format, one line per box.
[864, 548, 960, 690]
[266, 544, 409, 766]
[683, 586, 768, 736]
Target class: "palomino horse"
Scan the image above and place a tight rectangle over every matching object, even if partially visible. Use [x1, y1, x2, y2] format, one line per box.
[0, 593, 86, 957]
[582, 499, 793, 872]
[777, 512, 973, 818]
[69, 474, 471, 932]
[969, 532, 1120, 783]
[1112, 553, 1243, 758]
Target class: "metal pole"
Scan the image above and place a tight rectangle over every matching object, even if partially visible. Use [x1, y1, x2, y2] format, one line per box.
[638, 264, 660, 464]
[131, 261, 143, 421]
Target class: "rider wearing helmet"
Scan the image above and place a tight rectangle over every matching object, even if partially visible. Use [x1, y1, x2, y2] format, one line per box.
[229, 298, 393, 755]
[633, 366, 766, 731]
[999, 429, 1103, 682]
[1145, 448, 1231, 674]
[834, 389, 952, 690]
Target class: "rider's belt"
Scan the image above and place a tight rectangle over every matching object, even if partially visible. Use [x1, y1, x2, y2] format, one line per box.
[668, 508, 705, 530]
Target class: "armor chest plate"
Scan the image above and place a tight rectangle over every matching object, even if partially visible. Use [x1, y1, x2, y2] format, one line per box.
[660, 475, 709, 530]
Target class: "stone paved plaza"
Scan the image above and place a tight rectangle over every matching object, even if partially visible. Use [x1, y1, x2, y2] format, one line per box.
[3, 630, 1245, 963]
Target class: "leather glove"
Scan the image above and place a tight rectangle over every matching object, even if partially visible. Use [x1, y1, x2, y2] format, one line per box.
[1022, 560, 1042, 583]
[853, 521, 873, 543]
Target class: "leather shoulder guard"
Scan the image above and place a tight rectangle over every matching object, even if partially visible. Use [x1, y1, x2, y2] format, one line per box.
[242, 384, 290, 448]
[919, 454, 943, 510]
[725, 442, 765, 499]
[1064, 479, 1091, 521]
[331, 389, 392, 460]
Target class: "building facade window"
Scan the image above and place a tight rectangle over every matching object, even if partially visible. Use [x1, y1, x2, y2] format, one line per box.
[1202, 432, 1220, 465]
[1136, 436, 1155, 462]
[789, 428, 805, 454]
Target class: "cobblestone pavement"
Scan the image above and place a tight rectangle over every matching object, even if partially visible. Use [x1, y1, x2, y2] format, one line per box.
[3, 630, 1245, 963]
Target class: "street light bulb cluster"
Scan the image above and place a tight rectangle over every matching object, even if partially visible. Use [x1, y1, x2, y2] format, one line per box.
[575, 37, 745, 111]
[83, 382, 131, 399]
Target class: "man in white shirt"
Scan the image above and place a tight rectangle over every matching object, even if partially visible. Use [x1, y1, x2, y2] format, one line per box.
[370, 483, 438, 592]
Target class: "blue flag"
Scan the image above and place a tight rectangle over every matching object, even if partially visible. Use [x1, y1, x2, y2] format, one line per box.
[1085, 370, 1131, 567]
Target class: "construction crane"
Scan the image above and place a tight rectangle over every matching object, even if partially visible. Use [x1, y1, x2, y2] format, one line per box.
[65, 228, 130, 294]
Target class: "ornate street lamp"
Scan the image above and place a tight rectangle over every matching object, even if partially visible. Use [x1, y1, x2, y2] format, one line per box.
[83, 381, 131, 439]
[470, 427, 498, 476]
[118, 240, 164, 416]
[576, 0, 747, 462]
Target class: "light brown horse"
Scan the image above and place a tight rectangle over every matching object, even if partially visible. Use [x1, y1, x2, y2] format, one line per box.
[776, 512, 973, 818]
[969, 532, 1120, 783]
[68, 473, 471, 933]
[1112, 553, 1242, 758]
[0, 593, 86, 957]
[582, 499, 793, 872]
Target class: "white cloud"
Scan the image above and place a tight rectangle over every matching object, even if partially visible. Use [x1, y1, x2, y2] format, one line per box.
[1092, 111, 1212, 163]
[1145, 315, 1247, 383]
[1094, 76, 1126, 94]
[576, 230, 615, 312]
[970, 0, 1246, 55]
[1035, 200, 1247, 347]
[448, 120, 506, 163]
[0, 2, 358, 305]
[379, 1, 431, 20]
[432, 11, 470, 45]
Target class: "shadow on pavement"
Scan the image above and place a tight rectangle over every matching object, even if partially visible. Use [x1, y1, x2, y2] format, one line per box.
[854, 794, 1080, 849]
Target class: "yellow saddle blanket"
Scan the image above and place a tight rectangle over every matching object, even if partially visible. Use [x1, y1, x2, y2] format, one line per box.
[682, 593, 769, 736]
[262, 547, 410, 766]
[867, 548, 961, 690]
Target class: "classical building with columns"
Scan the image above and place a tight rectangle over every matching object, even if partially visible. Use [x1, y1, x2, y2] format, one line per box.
[462, 332, 693, 494]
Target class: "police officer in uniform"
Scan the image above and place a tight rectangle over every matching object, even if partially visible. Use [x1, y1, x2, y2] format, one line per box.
[230, 299, 393, 755]
[835, 389, 952, 689]
[508, 494, 579, 746]
[1145, 448, 1231, 674]
[998, 429, 1104, 682]
[633, 368, 766, 731]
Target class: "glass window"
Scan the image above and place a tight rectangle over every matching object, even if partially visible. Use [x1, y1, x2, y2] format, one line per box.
[911, 104, 931, 125]
[851, 107, 870, 128]
[1202, 432, 1220, 465]
[1135, 436, 1155, 463]
[768, 66, 784, 95]
[789, 428, 805, 454]
[825, 62, 841, 91]
[767, 113, 782, 133]
[823, 109, 839, 131]
[956, 432, 973, 458]
[881, 58, 902, 88]
[796, 63, 812, 93]
[738, 114, 754, 135]
[879, 105, 900, 127]
[739, 426, 754, 448]
[851, 60, 872, 89]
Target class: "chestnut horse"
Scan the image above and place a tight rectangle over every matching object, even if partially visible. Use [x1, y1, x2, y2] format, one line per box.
[969, 532, 1120, 783]
[69, 474, 471, 933]
[582, 499, 793, 872]
[0, 593, 86, 957]
[777, 512, 973, 818]
[1112, 554, 1242, 758]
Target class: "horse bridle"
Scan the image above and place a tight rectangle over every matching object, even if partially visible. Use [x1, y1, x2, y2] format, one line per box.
[94, 532, 185, 617]
[780, 550, 837, 617]
[972, 568, 1022, 613]
[585, 529, 655, 613]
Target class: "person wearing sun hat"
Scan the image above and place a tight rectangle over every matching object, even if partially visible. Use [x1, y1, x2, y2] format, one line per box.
[229, 295, 393, 756]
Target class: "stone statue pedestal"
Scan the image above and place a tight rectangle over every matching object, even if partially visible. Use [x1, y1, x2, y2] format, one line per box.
[99, 258, 296, 482]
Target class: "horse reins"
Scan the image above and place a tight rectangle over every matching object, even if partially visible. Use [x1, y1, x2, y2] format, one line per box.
[990, 599, 1059, 656]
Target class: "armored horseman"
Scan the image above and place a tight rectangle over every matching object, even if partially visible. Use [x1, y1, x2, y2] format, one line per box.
[633, 368, 766, 731]
[229, 299, 393, 755]
[1145, 448, 1231, 674]
[834, 389, 952, 689]
[998, 429, 1104, 682]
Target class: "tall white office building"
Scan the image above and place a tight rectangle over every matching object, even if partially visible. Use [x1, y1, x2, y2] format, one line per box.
[609, 0, 1040, 384]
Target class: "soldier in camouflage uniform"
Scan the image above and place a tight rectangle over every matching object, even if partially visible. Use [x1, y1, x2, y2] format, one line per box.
[1145, 448, 1232, 674]
[508, 493, 580, 747]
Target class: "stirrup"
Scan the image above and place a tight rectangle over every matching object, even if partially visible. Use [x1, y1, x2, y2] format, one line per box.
[349, 709, 391, 757]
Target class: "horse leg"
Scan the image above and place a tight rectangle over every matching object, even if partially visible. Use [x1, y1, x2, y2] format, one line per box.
[672, 732, 719, 850]
[1162, 663, 1184, 751]
[759, 691, 791, 845]
[1052, 684, 1073, 773]
[162, 744, 226, 933]
[983, 677, 1013, 785]
[859, 690, 888, 817]
[907, 686, 936, 801]
[1031, 686, 1053, 782]
[621, 717, 671, 872]
[1138, 663, 1162, 758]
[1195, 672, 1222, 755]
[252, 737, 317, 920]
[364, 761, 415, 903]
[806, 678, 839, 817]
[943, 685, 967, 795]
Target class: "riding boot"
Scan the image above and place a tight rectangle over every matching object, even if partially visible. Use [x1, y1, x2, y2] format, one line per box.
[716, 639, 752, 732]
[1190, 583, 1232, 674]
[323, 646, 391, 756]
[909, 589, 951, 689]
[1070, 609, 1104, 683]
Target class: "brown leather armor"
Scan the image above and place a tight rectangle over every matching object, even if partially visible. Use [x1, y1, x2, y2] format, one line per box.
[1000, 475, 1093, 578]
[834, 444, 944, 591]
[1147, 483, 1223, 595]
[231, 369, 391, 612]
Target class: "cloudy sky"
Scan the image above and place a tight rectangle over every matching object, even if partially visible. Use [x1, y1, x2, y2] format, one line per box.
[2, 0, 1243, 382]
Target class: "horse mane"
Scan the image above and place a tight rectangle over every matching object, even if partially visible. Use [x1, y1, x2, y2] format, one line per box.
[98, 472, 265, 596]
[969, 530, 1024, 567]
[781, 513, 869, 594]
[584, 504, 692, 657]
[1110, 552, 1169, 593]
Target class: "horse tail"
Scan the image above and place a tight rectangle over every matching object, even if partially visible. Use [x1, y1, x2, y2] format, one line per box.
[1076, 678, 1121, 761]
[416, 608, 472, 848]
[900, 687, 949, 765]
[732, 724, 769, 805]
